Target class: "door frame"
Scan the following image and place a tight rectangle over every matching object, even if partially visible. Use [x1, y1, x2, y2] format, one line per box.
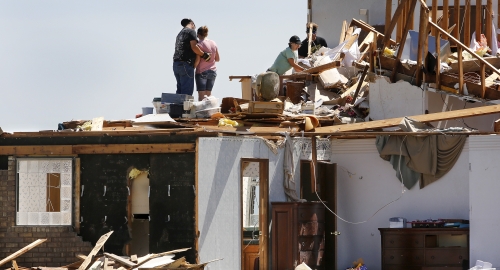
[240, 158, 269, 270]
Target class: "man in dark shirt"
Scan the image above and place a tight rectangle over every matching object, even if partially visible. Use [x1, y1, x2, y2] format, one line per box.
[298, 22, 328, 58]
[173, 18, 210, 95]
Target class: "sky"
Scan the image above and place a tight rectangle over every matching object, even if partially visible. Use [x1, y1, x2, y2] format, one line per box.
[0, 0, 306, 132]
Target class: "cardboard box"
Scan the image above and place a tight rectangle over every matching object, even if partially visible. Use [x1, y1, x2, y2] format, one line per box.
[248, 101, 284, 114]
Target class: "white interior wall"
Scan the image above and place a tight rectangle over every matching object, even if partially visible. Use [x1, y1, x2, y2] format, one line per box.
[426, 91, 500, 131]
[197, 137, 287, 270]
[310, 0, 385, 48]
[330, 138, 470, 269]
[468, 135, 500, 266]
[197, 137, 330, 269]
[369, 76, 426, 121]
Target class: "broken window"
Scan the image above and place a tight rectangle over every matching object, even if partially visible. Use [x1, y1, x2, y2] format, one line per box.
[16, 158, 73, 225]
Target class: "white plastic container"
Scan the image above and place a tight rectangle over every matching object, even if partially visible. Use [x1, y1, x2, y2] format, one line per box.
[193, 96, 219, 111]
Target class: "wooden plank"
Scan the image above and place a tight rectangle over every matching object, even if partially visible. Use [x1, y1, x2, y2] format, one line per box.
[476, 0, 482, 43]
[428, 20, 500, 77]
[302, 60, 341, 74]
[229, 76, 251, 81]
[194, 138, 200, 263]
[386, 0, 392, 33]
[481, 62, 486, 98]
[75, 158, 81, 234]
[416, 6, 429, 86]
[465, 0, 471, 47]
[0, 239, 47, 267]
[12, 260, 18, 270]
[351, 65, 369, 104]
[104, 253, 137, 268]
[458, 47, 464, 94]
[72, 143, 195, 154]
[436, 29, 441, 89]
[311, 137, 317, 192]
[339, 20, 348, 44]
[391, 0, 418, 83]
[397, 0, 405, 42]
[432, 0, 438, 36]
[314, 104, 500, 132]
[136, 248, 191, 267]
[383, 0, 409, 49]
[486, 0, 492, 47]
[442, 0, 449, 39]
[350, 19, 397, 47]
[78, 231, 113, 270]
[454, 0, 460, 40]
[0, 146, 72, 155]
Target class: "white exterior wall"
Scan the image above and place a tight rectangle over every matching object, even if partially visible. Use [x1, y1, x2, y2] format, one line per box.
[468, 135, 500, 266]
[330, 138, 470, 269]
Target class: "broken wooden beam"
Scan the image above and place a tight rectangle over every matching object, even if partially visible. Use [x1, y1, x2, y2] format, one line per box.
[0, 239, 47, 267]
[313, 104, 500, 133]
[78, 231, 113, 270]
[302, 60, 341, 74]
[104, 253, 137, 268]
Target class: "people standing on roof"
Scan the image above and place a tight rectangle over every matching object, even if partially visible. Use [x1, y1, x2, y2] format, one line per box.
[298, 22, 328, 58]
[173, 18, 211, 96]
[267, 35, 304, 76]
[194, 26, 220, 101]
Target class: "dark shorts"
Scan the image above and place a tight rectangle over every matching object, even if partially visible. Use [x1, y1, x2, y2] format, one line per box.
[195, 70, 217, 91]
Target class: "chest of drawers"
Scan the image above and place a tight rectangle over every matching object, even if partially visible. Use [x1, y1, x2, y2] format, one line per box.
[379, 228, 469, 270]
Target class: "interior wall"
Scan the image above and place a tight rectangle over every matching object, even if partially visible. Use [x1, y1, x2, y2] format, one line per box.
[197, 137, 287, 270]
[468, 135, 500, 266]
[197, 137, 331, 269]
[310, 0, 385, 47]
[330, 138, 470, 269]
[426, 91, 500, 132]
[369, 77, 425, 121]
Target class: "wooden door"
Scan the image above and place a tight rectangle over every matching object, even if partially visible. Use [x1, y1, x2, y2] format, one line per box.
[300, 161, 337, 269]
[318, 161, 337, 269]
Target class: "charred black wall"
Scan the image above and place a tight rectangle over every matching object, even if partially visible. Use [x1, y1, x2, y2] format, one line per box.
[79, 152, 196, 261]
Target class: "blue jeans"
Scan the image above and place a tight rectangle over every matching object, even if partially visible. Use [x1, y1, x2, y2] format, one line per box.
[173, 61, 195, 95]
[195, 70, 217, 91]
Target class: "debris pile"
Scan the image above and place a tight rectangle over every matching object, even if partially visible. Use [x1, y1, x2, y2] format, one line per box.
[3, 232, 221, 270]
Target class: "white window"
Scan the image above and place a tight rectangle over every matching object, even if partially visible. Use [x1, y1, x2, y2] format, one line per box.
[17, 158, 73, 225]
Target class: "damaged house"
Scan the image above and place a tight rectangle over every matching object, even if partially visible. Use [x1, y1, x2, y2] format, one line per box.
[4, 0, 500, 270]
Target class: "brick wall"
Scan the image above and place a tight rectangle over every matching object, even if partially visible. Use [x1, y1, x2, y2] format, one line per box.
[0, 157, 92, 268]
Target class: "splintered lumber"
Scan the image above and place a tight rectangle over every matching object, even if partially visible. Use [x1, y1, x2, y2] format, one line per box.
[0, 239, 47, 267]
[313, 104, 500, 133]
[136, 248, 191, 267]
[104, 253, 137, 268]
[351, 65, 370, 104]
[302, 60, 341, 74]
[78, 231, 113, 270]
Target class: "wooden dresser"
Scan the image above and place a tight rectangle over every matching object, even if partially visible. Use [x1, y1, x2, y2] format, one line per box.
[378, 228, 469, 270]
[272, 202, 325, 270]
